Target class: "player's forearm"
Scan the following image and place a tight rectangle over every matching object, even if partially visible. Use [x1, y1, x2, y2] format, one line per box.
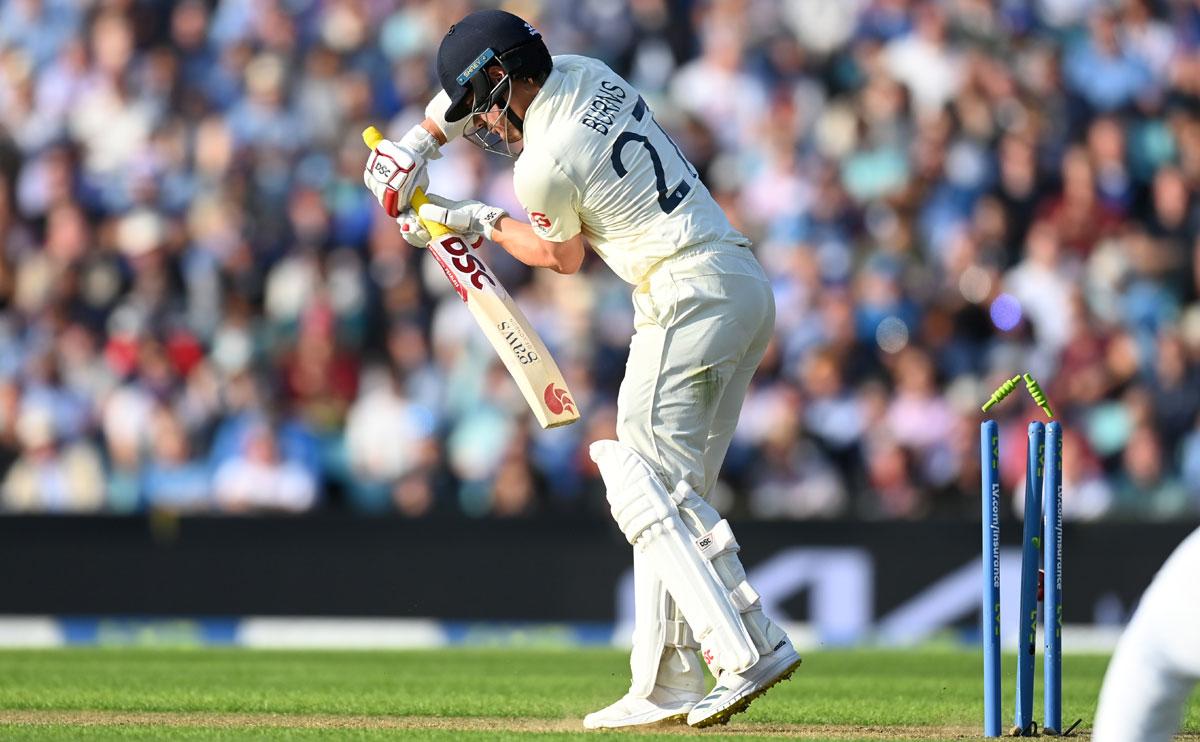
[490, 217, 584, 274]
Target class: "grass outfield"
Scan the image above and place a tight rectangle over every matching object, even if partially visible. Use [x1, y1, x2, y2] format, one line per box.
[0, 648, 1198, 740]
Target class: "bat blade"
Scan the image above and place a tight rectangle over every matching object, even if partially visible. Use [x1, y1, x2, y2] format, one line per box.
[426, 232, 579, 428]
[362, 126, 579, 428]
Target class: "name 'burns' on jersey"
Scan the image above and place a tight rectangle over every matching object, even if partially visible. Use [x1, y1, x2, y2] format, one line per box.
[513, 55, 750, 286]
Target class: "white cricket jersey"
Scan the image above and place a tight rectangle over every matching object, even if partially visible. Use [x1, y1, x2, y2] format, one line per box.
[513, 55, 750, 286]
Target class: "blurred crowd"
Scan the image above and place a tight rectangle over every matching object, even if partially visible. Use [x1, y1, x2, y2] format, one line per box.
[1, 0, 1199, 520]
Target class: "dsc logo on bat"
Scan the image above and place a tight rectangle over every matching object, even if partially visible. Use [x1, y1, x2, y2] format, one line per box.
[434, 235, 495, 302]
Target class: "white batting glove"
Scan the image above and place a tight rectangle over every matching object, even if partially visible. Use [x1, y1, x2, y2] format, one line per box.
[417, 197, 506, 241]
[396, 209, 429, 248]
[396, 206, 484, 250]
[363, 138, 429, 218]
[398, 121, 443, 160]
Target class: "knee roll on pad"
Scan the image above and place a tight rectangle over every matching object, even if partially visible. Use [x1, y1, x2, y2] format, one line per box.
[600, 452, 674, 544]
[591, 439, 758, 673]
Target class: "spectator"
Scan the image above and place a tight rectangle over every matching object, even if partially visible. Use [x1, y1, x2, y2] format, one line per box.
[1063, 8, 1154, 113]
[1061, 427, 1113, 521]
[749, 425, 848, 520]
[1004, 221, 1074, 354]
[142, 406, 211, 512]
[212, 423, 316, 514]
[340, 365, 435, 513]
[1112, 425, 1189, 519]
[669, 24, 767, 151]
[0, 0, 1195, 522]
[862, 435, 924, 519]
[1, 407, 104, 513]
[1180, 414, 1200, 502]
[883, 348, 955, 481]
[883, 3, 962, 116]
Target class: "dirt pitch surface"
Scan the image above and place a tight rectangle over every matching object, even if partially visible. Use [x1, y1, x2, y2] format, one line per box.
[0, 710, 1108, 739]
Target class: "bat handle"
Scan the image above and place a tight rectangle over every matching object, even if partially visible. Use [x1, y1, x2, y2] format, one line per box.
[361, 126, 452, 238]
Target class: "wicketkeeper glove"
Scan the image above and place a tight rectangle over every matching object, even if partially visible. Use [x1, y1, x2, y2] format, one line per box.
[416, 197, 506, 241]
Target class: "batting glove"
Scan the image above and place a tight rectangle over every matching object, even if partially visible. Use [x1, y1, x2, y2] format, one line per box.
[396, 207, 483, 250]
[417, 197, 506, 241]
[363, 138, 430, 218]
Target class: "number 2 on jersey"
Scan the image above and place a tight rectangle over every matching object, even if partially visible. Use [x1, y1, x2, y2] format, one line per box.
[610, 96, 696, 214]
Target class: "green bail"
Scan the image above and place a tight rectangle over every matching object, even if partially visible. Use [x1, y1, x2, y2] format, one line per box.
[1023, 373, 1054, 419]
[981, 375, 1023, 412]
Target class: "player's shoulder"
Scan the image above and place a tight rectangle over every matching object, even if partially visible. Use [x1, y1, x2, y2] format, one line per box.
[539, 54, 634, 115]
[530, 55, 637, 145]
[521, 56, 626, 175]
[549, 54, 616, 80]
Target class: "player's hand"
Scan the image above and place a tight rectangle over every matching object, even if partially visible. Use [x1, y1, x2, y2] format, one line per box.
[417, 197, 506, 240]
[363, 138, 430, 218]
[396, 207, 483, 250]
[396, 209, 429, 248]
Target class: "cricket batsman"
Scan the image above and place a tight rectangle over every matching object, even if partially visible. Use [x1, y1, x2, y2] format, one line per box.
[361, 9, 800, 728]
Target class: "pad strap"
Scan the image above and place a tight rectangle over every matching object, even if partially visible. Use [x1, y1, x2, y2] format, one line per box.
[695, 520, 738, 561]
[667, 618, 698, 648]
[591, 439, 760, 673]
[729, 581, 761, 612]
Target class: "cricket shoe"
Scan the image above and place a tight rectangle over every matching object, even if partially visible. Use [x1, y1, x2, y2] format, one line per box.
[582, 685, 702, 729]
[686, 640, 802, 728]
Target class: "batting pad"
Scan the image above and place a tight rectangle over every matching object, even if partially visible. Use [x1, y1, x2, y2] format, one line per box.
[672, 482, 789, 656]
[591, 439, 759, 674]
[627, 548, 703, 696]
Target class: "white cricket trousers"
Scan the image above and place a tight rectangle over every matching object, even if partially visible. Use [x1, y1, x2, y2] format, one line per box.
[616, 242, 774, 497]
[1094, 526, 1200, 742]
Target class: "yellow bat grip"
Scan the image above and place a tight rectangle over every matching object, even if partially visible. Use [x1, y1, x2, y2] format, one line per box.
[361, 126, 452, 238]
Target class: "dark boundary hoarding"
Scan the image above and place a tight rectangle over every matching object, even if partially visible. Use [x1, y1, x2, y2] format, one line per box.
[1, 517, 1194, 642]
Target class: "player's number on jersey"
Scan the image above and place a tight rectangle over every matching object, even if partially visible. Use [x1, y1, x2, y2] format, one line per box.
[611, 97, 696, 214]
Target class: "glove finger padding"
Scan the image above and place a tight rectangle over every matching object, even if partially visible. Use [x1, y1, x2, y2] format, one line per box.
[417, 202, 473, 233]
[416, 197, 506, 240]
[363, 140, 428, 218]
[398, 122, 443, 161]
[396, 210, 430, 248]
[397, 208, 482, 250]
[410, 192, 460, 232]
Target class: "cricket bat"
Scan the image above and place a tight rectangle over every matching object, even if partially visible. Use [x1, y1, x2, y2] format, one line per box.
[363, 126, 580, 429]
